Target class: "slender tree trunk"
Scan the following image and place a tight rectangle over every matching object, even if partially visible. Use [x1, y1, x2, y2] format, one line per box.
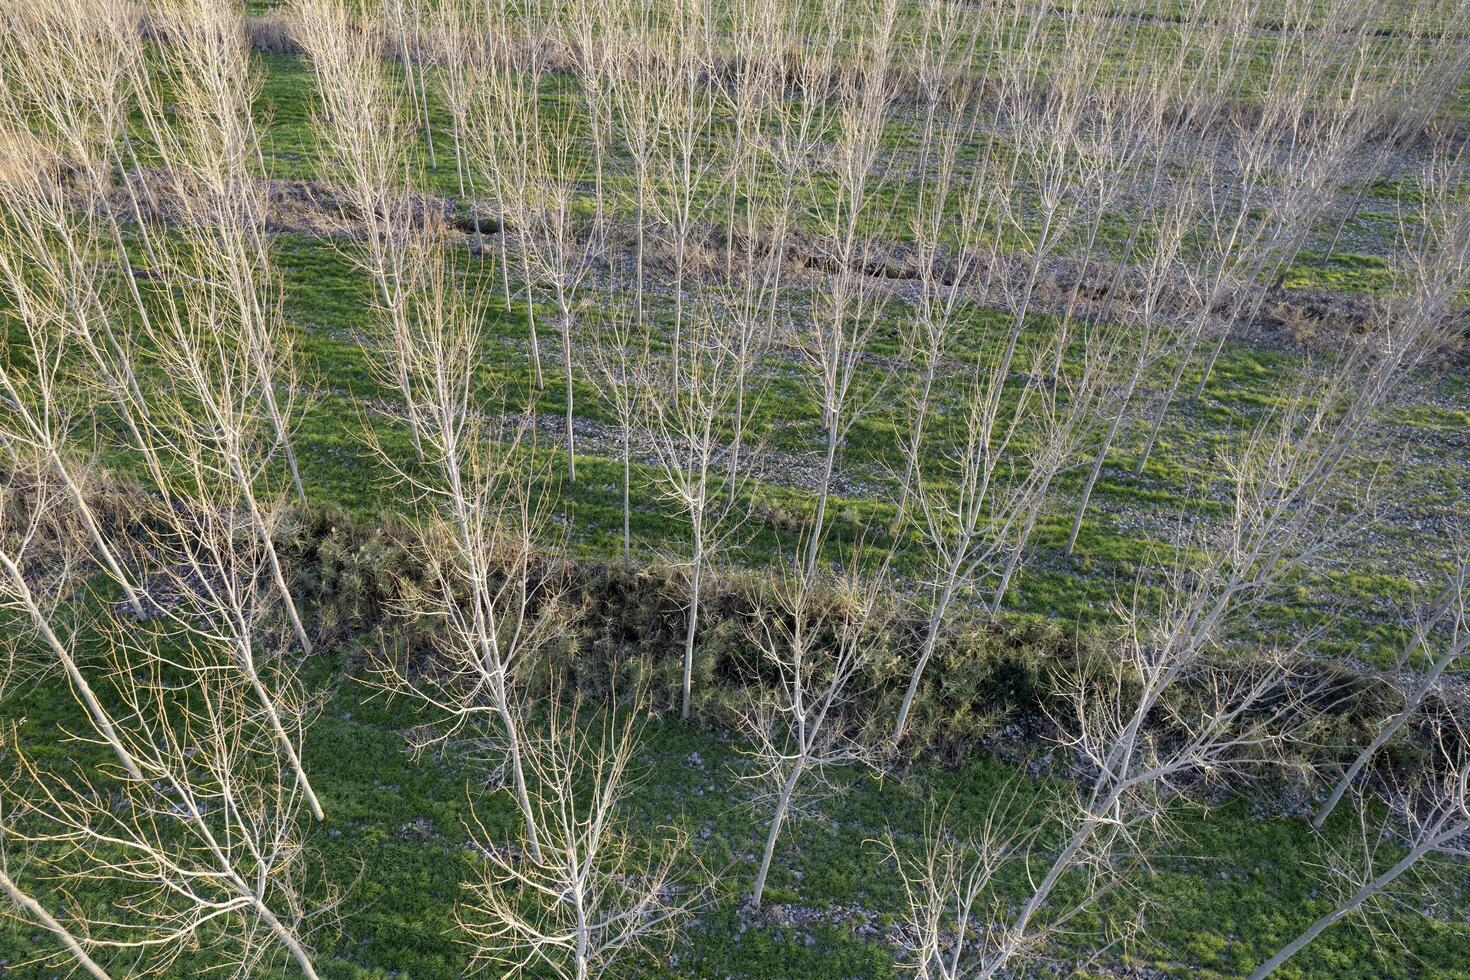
[498, 697, 544, 861]
[893, 581, 956, 742]
[804, 418, 840, 577]
[994, 211, 1055, 386]
[894, 358, 938, 527]
[240, 648, 324, 820]
[1317, 177, 1371, 271]
[1193, 270, 1282, 398]
[1066, 361, 1144, 556]
[397, 18, 434, 171]
[257, 369, 307, 504]
[1313, 627, 1465, 830]
[752, 760, 804, 908]
[1, 554, 142, 781]
[979, 817, 1101, 979]
[681, 548, 703, 721]
[672, 238, 686, 391]
[520, 242, 544, 389]
[728, 322, 752, 508]
[989, 505, 1046, 619]
[369, 262, 426, 463]
[1135, 337, 1196, 475]
[634, 168, 647, 331]
[111, 137, 165, 270]
[500, 227, 514, 313]
[233, 460, 312, 655]
[574, 883, 590, 980]
[559, 302, 576, 482]
[1140, 275, 1267, 472]
[250, 890, 322, 980]
[621, 420, 631, 561]
[1192, 319, 1233, 400]
[50, 451, 146, 619]
[1247, 833, 1452, 980]
[0, 868, 113, 979]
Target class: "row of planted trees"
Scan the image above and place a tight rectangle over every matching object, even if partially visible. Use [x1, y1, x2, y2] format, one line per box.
[304, 0, 1470, 727]
[1, 0, 1470, 977]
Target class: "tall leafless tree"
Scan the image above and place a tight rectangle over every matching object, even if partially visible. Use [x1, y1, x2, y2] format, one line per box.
[1313, 559, 1469, 830]
[740, 545, 888, 908]
[458, 681, 698, 980]
[1250, 717, 1470, 979]
[364, 245, 563, 859]
[635, 305, 752, 720]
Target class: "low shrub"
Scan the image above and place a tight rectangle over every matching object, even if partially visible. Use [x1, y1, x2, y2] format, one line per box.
[280, 499, 1429, 774]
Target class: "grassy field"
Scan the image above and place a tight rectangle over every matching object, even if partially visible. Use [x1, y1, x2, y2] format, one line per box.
[250, 212, 1466, 667]
[241, 47, 1439, 287]
[4, 5, 1470, 978]
[4, 638, 1469, 979]
[233, 48, 1466, 655]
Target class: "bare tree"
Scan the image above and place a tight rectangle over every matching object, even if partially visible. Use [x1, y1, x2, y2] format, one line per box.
[0, 5, 334, 975]
[0, 0, 171, 434]
[973, 0, 1129, 398]
[586, 301, 646, 562]
[139, 0, 309, 504]
[293, 0, 435, 459]
[1313, 559, 1469, 829]
[706, 0, 786, 502]
[1312, 1, 1470, 267]
[122, 1, 315, 656]
[794, 0, 901, 576]
[443, 0, 598, 478]
[382, 0, 437, 170]
[884, 6, 1151, 736]
[565, 0, 617, 257]
[634, 305, 752, 720]
[884, 792, 1040, 980]
[644, 0, 718, 391]
[1063, 165, 1203, 557]
[1249, 717, 1470, 979]
[363, 245, 562, 859]
[458, 681, 698, 980]
[436, 0, 549, 389]
[890, 0, 1001, 527]
[747, 0, 840, 354]
[891, 322, 1108, 740]
[896, 595, 1331, 976]
[1, 659, 328, 977]
[740, 545, 887, 908]
[61, 156, 331, 814]
[604, 1, 664, 339]
[0, 5, 330, 818]
[516, 79, 601, 483]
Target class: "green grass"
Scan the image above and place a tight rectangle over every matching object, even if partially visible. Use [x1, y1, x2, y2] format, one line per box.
[243, 43, 1450, 283]
[45, 215, 1459, 669]
[4, 13, 1470, 977]
[2, 641, 1467, 978]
